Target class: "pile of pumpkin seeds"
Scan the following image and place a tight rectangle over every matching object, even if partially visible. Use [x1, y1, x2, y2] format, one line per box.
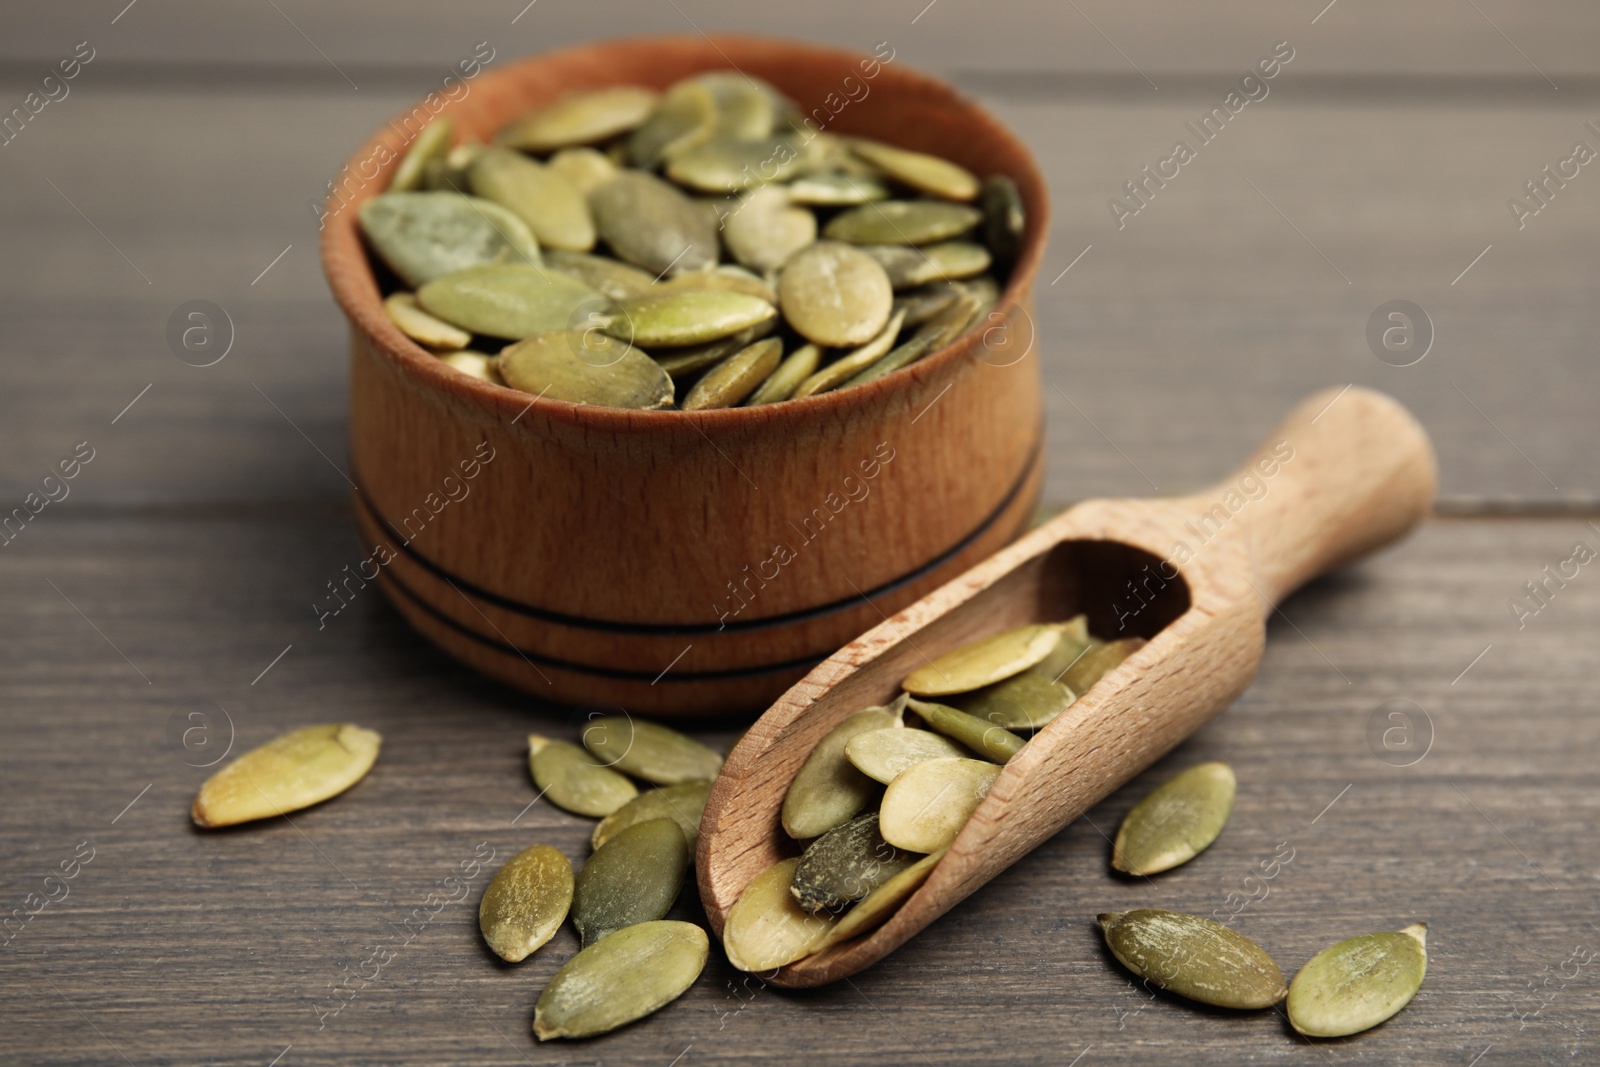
[358, 72, 1025, 408]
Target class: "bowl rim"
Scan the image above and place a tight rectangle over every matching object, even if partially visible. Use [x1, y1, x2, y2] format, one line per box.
[319, 32, 1051, 434]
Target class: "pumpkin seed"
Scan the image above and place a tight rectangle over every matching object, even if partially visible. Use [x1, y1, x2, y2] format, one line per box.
[788, 310, 907, 400]
[842, 289, 984, 388]
[656, 264, 780, 305]
[860, 242, 991, 289]
[981, 174, 1026, 268]
[1098, 909, 1287, 1010]
[191, 724, 381, 828]
[1112, 762, 1235, 876]
[499, 331, 672, 409]
[581, 716, 724, 785]
[547, 146, 619, 197]
[902, 623, 1064, 697]
[1062, 637, 1146, 694]
[592, 780, 713, 851]
[1036, 614, 1092, 676]
[723, 858, 837, 971]
[533, 920, 708, 1040]
[878, 757, 1002, 852]
[628, 80, 717, 168]
[746, 343, 820, 405]
[782, 704, 904, 840]
[791, 812, 918, 914]
[787, 172, 892, 206]
[698, 71, 783, 141]
[850, 139, 979, 201]
[724, 185, 817, 272]
[390, 118, 454, 194]
[891, 285, 960, 328]
[415, 263, 607, 340]
[822, 200, 983, 246]
[421, 141, 479, 193]
[818, 848, 945, 949]
[467, 146, 595, 252]
[651, 320, 775, 378]
[383, 292, 471, 350]
[528, 734, 639, 817]
[359, 192, 540, 288]
[590, 170, 720, 276]
[478, 844, 573, 962]
[907, 698, 1025, 762]
[843, 726, 968, 784]
[681, 338, 782, 410]
[438, 350, 502, 384]
[1287, 924, 1428, 1037]
[666, 136, 807, 193]
[778, 241, 893, 347]
[543, 249, 657, 301]
[499, 86, 660, 154]
[571, 818, 689, 947]
[948, 668, 1076, 731]
[607, 289, 776, 348]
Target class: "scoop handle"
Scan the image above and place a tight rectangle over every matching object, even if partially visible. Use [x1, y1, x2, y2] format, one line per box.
[1179, 386, 1436, 611]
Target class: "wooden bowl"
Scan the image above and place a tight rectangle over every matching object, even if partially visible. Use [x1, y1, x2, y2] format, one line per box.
[320, 34, 1050, 716]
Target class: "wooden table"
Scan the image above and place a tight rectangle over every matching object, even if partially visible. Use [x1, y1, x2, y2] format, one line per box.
[3, 3, 1597, 1063]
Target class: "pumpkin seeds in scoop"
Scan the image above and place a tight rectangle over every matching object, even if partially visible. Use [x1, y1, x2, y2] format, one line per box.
[608, 289, 776, 348]
[779, 241, 893, 347]
[903, 623, 1063, 697]
[571, 818, 689, 947]
[590, 170, 719, 276]
[1112, 762, 1235, 876]
[723, 858, 837, 971]
[499, 86, 659, 154]
[822, 200, 983, 246]
[724, 185, 817, 272]
[782, 703, 904, 840]
[390, 118, 453, 193]
[528, 734, 638, 817]
[543, 249, 656, 301]
[844, 727, 968, 784]
[789, 310, 907, 400]
[580, 716, 724, 785]
[478, 844, 573, 962]
[907, 698, 1025, 762]
[383, 292, 471, 350]
[499, 331, 672, 410]
[791, 812, 918, 914]
[592, 780, 713, 851]
[359, 192, 540, 288]
[950, 669, 1076, 731]
[1061, 637, 1146, 694]
[1098, 909, 1287, 1010]
[534, 920, 708, 1040]
[467, 146, 595, 252]
[547, 146, 619, 197]
[850, 138, 980, 201]
[416, 263, 607, 339]
[879, 757, 1002, 852]
[681, 337, 782, 410]
[1287, 924, 1428, 1037]
[746, 343, 820, 405]
[819, 848, 946, 949]
[191, 724, 381, 828]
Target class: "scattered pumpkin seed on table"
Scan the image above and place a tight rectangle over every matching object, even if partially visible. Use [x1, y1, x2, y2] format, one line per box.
[580, 716, 724, 785]
[528, 733, 638, 817]
[478, 844, 574, 962]
[571, 818, 689, 947]
[191, 723, 381, 828]
[534, 920, 708, 1040]
[591, 779, 713, 851]
[1098, 909, 1287, 1010]
[1286, 923, 1427, 1038]
[1112, 761, 1236, 876]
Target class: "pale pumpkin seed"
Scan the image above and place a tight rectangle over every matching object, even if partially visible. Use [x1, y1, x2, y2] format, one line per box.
[650, 320, 775, 378]
[390, 118, 454, 193]
[666, 135, 807, 193]
[1062, 637, 1146, 694]
[850, 139, 979, 201]
[843, 289, 984, 388]
[656, 264, 780, 305]
[907, 697, 1025, 762]
[843, 726, 968, 785]
[860, 242, 991, 289]
[467, 146, 595, 252]
[981, 174, 1026, 268]
[607, 289, 776, 348]
[698, 71, 783, 141]
[592, 780, 713, 851]
[438, 350, 502, 384]
[571, 818, 689, 947]
[1035, 614, 1092, 677]
[543, 249, 657, 301]
[723, 185, 817, 272]
[791, 812, 918, 914]
[1112, 762, 1235, 876]
[819, 848, 946, 948]
[416, 263, 608, 340]
[746, 343, 820, 405]
[383, 292, 471, 350]
[499, 331, 673, 410]
[1287, 924, 1427, 1037]
[878, 757, 1002, 853]
[902, 623, 1063, 697]
[533, 920, 708, 1040]
[359, 192, 540, 288]
[782, 704, 903, 840]
[581, 716, 724, 785]
[822, 200, 983, 246]
[723, 858, 837, 971]
[1098, 909, 1287, 1010]
[478, 844, 573, 962]
[528, 733, 639, 817]
[789, 310, 907, 400]
[191, 723, 381, 828]
[499, 86, 660, 154]
[547, 146, 619, 197]
[590, 170, 720, 276]
[787, 172, 892, 206]
[949, 669, 1076, 731]
[778, 241, 893, 347]
[628, 80, 717, 168]
[681, 337, 782, 410]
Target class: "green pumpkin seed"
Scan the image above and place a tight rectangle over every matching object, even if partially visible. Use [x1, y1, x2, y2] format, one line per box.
[981, 174, 1026, 268]
[608, 289, 776, 348]
[1287, 924, 1428, 1037]
[1062, 637, 1146, 694]
[571, 818, 689, 947]
[850, 139, 979, 201]
[782, 703, 904, 840]
[499, 331, 673, 410]
[723, 858, 837, 971]
[592, 780, 713, 851]
[1035, 614, 1092, 676]
[628, 80, 717, 168]
[891, 285, 960, 328]
[478, 844, 573, 962]
[948, 669, 1076, 731]
[359, 192, 540, 288]
[1098, 909, 1287, 1010]
[698, 71, 783, 141]
[467, 146, 595, 252]
[878, 757, 1002, 852]
[665, 136, 807, 193]
[787, 172, 892, 206]
[746, 343, 820, 405]
[421, 141, 479, 193]
[590, 170, 720, 276]
[842, 289, 984, 388]
[822, 200, 983, 246]
[778, 240, 893, 347]
[681, 337, 782, 410]
[499, 86, 660, 154]
[547, 146, 619, 197]
[581, 716, 724, 785]
[543, 249, 657, 301]
[533, 920, 708, 1040]
[903, 623, 1064, 697]
[438, 350, 502, 384]
[724, 185, 817, 272]
[390, 118, 454, 193]
[789, 310, 906, 400]
[415, 263, 607, 340]
[1112, 762, 1235, 876]
[791, 812, 918, 914]
[527, 734, 638, 817]
[656, 264, 780, 305]
[906, 698, 1025, 762]
[860, 242, 991, 289]
[843, 726, 968, 784]
[650, 320, 776, 378]
[383, 292, 471, 350]
[819, 847, 946, 949]
[191, 724, 381, 828]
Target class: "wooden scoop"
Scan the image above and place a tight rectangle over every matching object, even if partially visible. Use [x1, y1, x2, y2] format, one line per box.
[696, 386, 1436, 987]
